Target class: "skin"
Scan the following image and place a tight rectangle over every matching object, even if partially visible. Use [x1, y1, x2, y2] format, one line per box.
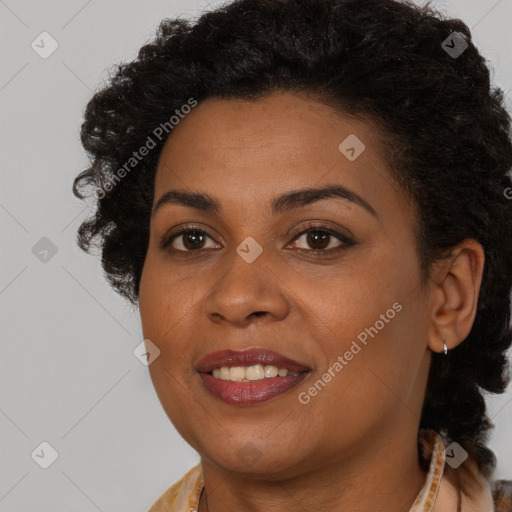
[138, 91, 484, 512]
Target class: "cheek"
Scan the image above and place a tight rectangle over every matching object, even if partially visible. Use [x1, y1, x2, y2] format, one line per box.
[139, 262, 203, 434]
[299, 263, 400, 347]
[298, 258, 425, 407]
[300, 311, 424, 443]
[139, 253, 194, 339]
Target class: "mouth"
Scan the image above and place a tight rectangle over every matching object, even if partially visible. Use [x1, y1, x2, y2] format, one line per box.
[196, 348, 311, 406]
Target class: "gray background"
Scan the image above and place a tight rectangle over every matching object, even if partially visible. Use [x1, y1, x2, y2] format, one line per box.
[1, 0, 511, 510]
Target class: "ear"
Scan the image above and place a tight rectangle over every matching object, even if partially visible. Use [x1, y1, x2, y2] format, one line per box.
[427, 239, 485, 354]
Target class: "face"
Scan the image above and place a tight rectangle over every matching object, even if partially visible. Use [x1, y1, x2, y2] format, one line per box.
[138, 91, 433, 478]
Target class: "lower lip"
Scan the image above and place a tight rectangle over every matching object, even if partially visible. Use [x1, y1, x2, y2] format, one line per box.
[199, 372, 309, 406]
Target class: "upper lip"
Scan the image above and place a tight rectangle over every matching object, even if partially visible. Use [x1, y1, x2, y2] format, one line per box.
[196, 348, 311, 373]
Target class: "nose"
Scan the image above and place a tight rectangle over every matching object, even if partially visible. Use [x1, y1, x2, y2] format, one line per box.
[203, 249, 290, 327]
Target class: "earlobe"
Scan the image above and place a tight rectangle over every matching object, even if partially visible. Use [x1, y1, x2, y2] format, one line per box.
[427, 239, 485, 354]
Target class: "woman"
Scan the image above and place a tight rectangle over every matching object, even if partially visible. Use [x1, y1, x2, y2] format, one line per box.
[72, 0, 512, 510]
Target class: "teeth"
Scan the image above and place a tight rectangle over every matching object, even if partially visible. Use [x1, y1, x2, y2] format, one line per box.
[211, 364, 299, 381]
[219, 367, 230, 380]
[229, 366, 245, 381]
[246, 364, 265, 380]
[264, 365, 278, 378]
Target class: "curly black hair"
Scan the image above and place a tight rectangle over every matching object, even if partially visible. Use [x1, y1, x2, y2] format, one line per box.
[72, 0, 512, 478]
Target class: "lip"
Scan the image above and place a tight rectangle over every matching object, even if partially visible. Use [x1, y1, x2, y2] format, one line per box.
[196, 348, 311, 373]
[199, 372, 309, 406]
[196, 348, 311, 406]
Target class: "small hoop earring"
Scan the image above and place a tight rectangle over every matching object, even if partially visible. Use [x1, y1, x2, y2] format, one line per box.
[443, 342, 448, 355]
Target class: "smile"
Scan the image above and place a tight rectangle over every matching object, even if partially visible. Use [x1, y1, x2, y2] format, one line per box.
[196, 348, 311, 405]
[210, 364, 300, 381]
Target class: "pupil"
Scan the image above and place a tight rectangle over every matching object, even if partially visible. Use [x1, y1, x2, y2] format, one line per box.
[184, 231, 204, 250]
[307, 231, 329, 249]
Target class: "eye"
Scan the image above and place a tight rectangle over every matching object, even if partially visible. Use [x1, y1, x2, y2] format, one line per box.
[161, 227, 219, 252]
[287, 224, 353, 254]
[160, 223, 354, 255]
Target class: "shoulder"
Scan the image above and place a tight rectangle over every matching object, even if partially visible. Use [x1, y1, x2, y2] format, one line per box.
[492, 479, 512, 512]
[148, 464, 203, 512]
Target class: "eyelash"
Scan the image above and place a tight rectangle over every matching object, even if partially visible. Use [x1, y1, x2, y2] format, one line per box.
[160, 223, 354, 256]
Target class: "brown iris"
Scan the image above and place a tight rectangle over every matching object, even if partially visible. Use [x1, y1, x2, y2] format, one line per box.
[306, 231, 330, 250]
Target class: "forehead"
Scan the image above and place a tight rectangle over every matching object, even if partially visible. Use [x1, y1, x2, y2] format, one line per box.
[154, 91, 411, 221]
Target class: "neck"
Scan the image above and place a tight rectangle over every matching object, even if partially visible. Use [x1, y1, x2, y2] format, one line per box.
[198, 429, 427, 512]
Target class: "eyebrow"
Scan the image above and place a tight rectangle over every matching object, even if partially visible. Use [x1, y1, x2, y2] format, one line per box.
[152, 183, 377, 218]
